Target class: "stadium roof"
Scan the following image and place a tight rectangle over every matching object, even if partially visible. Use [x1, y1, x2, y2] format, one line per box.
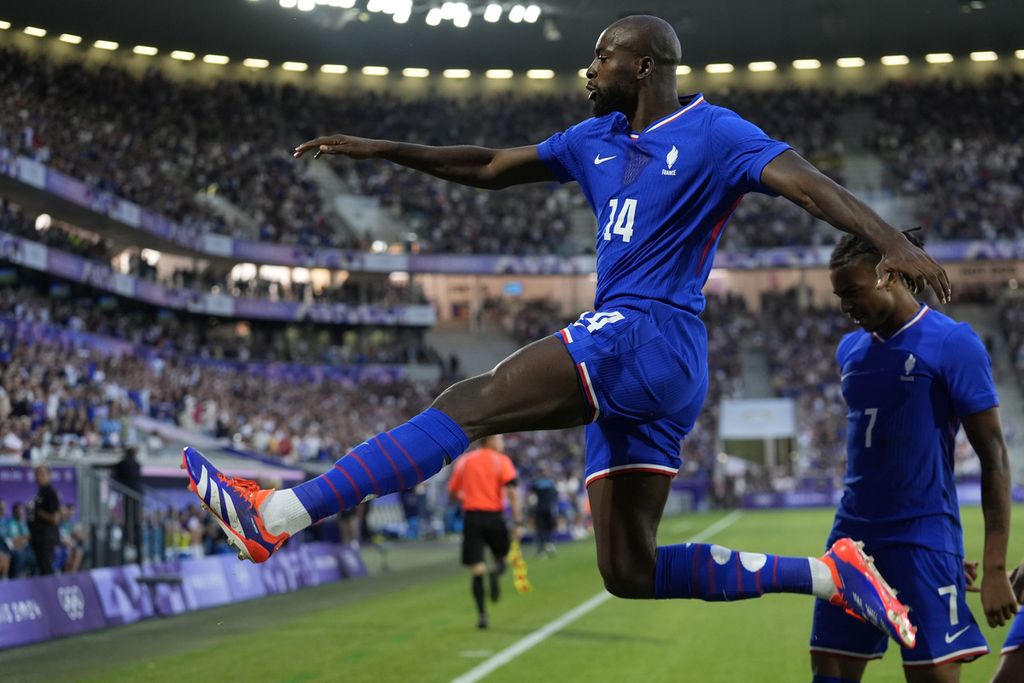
[2, 0, 1022, 73]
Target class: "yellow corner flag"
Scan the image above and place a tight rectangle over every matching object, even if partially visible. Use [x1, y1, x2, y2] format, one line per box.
[509, 539, 532, 594]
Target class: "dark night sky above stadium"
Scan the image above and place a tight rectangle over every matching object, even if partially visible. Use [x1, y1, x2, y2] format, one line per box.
[2, 0, 1022, 71]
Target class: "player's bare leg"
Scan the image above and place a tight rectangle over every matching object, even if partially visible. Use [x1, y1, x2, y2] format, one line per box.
[588, 472, 671, 598]
[993, 651, 1024, 683]
[903, 663, 962, 683]
[810, 653, 868, 682]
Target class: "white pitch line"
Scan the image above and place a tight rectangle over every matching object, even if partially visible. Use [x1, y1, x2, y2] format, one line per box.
[450, 510, 744, 683]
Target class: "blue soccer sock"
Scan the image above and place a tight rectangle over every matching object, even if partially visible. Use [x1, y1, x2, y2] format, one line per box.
[654, 542, 832, 601]
[290, 408, 469, 524]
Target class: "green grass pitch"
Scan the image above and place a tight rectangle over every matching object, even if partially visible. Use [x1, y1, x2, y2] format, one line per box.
[5, 506, 1023, 682]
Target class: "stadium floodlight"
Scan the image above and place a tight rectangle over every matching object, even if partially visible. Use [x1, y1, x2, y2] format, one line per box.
[366, 0, 382, 12]
[453, 13, 470, 27]
[925, 53, 954, 64]
[23, 26, 47, 37]
[321, 63, 349, 73]
[881, 54, 910, 66]
[792, 59, 821, 70]
[836, 57, 865, 68]
[402, 67, 430, 77]
[338, 0, 356, 6]
[969, 51, 998, 62]
[362, 65, 389, 75]
[508, 4, 526, 22]
[425, 8, 442, 25]
[705, 63, 734, 74]
[243, 58, 270, 68]
[443, 68, 471, 78]
[171, 50, 196, 61]
[297, 0, 315, 9]
[577, 68, 588, 78]
[94, 40, 119, 50]
[1017, 50, 1024, 60]
[35, 214, 52, 231]
[59, 33, 82, 44]
[0, 20, 10, 30]
[133, 45, 159, 56]
[279, 0, 297, 7]
[282, 61, 308, 71]
[676, 65, 691, 75]
[203, 54, 230, 64]
[486, 69, 514, 79]
[483, 4, 502, 22]
[526, 69, 555, 79]
[747, 61, 776, 72]
[524, 5, 541, 23]
[393, 7, 411, 23]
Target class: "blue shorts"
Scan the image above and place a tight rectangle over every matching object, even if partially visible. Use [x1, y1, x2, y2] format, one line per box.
[555, 301, 708, 487]
[1003, 609, 1024, 654]
[810, 542, 988, 666]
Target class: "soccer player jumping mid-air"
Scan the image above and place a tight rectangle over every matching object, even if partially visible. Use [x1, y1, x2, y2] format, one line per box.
[809, 232, 1017, 683]
[183, 15, 954, 649]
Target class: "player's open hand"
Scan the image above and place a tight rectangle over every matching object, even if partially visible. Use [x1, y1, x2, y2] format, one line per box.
[294, 134, 381, 160]
[981, 569, 1019, 627]
[875, 235, 952, 304]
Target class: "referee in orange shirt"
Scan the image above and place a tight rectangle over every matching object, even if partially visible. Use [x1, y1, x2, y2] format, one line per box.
[448, 434, 522, 629]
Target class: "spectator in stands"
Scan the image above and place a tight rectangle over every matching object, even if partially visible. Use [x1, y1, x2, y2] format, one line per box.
[530, 464, 558, 557]
[0, 499, 11, 579]
[3, 502, 34, 576]
[28, 464, 61, 575]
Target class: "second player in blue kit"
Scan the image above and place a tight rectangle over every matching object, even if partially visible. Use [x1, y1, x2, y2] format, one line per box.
[182, 14, 958, 660]
[809, 233, 1018, 682]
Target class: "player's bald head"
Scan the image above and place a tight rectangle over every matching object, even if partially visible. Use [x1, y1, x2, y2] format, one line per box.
[602, 15, 681, 67]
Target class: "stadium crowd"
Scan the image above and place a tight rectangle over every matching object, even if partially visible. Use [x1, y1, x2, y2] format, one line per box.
[1, 46, 865, 256]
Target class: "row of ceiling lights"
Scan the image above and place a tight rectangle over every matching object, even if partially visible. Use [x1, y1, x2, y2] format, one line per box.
[5, 21, 1023, 78]
[271, 0, 541, 27]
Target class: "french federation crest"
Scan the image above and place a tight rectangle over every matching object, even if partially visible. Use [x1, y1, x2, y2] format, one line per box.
[662, 145, 679, 176]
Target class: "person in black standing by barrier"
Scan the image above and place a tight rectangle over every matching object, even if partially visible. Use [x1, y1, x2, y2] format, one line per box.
[29, 464, 61, 575]
[112, 446, 144, 562]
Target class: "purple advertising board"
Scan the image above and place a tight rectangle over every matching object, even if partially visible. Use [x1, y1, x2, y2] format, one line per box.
[141, 560, 189, 616]
[217, 556, 267, 602]
[90, 564, 154, 625]
[33, 573, 108, 638]
[301, 544, 343, 585]
[337, 545, 368, 579]
[0, 465, 77, 508]
[0, 578, 50, 649]
[180, 556, 233, 610]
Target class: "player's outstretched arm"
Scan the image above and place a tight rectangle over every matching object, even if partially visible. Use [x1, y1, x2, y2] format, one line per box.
[294, 135, 555, 190]
[760, 150, 951, 303]
[963, 407, 1019, 627]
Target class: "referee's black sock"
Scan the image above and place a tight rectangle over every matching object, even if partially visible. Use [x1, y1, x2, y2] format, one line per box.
[472, 575, 486, 616]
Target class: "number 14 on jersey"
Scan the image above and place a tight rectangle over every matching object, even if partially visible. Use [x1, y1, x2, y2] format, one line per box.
[603, 198, 637, 243]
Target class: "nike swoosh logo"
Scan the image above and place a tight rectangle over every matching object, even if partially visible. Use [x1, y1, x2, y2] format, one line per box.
[593, 154, 617, 165]
[944, 626, 971, 644]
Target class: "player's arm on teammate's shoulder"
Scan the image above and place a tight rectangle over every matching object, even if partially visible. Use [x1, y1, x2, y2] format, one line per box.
[759, 150, 951, 303]
[962, 406, 1019, 626]
[294, 134, 555, 190]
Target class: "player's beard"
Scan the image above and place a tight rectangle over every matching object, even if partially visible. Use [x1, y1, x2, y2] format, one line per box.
[591, 83, 637, 118]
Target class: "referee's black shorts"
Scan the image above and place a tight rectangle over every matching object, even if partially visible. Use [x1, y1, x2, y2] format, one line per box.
[461, 511, 510, 566]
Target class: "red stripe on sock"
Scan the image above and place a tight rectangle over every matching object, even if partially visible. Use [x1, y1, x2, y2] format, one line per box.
[708, 553, 714, 598]
[386, 432, 424, 483]
[333, 463, 363, 503]
[755, 563, 762, 595]
[773, 555, 780, 590]
[350, 452, 382, 496]
[321, 473, 348, 510]
[373, 436, 406, 490]
[736, 554, 742, 595]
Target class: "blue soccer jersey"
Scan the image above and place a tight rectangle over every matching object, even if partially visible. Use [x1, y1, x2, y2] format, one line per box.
[537, 94, 790, 315]
[829, 305, 999, 556]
